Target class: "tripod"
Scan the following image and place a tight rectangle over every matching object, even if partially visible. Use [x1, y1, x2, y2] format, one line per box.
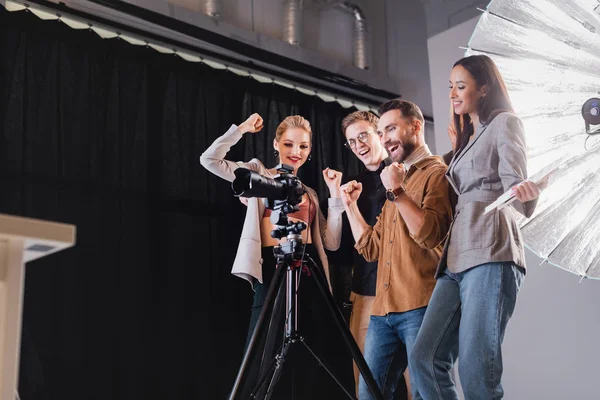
[228, 221, 383, 400]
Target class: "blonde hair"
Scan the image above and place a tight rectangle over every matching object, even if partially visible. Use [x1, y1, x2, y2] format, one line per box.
[275, 115, 312, 142]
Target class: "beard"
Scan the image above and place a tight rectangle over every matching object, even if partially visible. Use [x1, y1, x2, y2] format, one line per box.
[388, 140, 416, 163]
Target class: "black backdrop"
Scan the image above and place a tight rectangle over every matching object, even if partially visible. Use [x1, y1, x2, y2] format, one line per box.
[0, 7, 366, 400]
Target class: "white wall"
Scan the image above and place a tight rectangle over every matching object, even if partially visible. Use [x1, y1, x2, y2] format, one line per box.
[385, 0, 433, 118]
[422, 0, 488, 37]
[503, 251, 600, 400]
[427, 17, 479, 156]
[427, 16, 600, 400]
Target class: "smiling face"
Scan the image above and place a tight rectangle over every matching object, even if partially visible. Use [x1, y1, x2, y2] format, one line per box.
[449, 64, 486, 119]
[377, 109, 419, 163]
[344, 120, 386, 169]
[273, 127, 311, 172]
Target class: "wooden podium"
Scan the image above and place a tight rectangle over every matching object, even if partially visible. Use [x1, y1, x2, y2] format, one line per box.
[0, 214, 76, 400]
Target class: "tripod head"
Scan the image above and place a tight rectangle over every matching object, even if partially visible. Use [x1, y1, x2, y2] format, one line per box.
[252, 164, 308, 264]
[231, 163, 309, 266]
[270, 211, 307, 267]
[232, 162, 308, 252]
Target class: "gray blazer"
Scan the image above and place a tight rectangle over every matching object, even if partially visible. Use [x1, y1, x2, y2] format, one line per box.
[436, 112, 537, 277]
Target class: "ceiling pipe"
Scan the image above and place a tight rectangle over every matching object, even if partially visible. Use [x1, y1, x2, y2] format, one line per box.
[203, 0, 220, 20]
[338, 1, 368, 69]
[283, 0, 304, 45]
[284, 0, 369, 69]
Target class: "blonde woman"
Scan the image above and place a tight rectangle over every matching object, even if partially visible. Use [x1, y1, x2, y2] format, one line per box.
[200, 113, 345, 398]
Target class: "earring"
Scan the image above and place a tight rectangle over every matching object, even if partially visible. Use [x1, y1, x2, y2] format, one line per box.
[308, 154, 312, 161]
[274, 150, 279, 158]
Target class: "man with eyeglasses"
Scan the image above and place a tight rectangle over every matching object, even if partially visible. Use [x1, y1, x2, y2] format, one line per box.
[336, 111, 409, 399]
[341, 100, 453, 400]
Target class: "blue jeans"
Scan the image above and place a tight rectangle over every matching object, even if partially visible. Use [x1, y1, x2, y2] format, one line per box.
[410, 262, 524, 400]
[359, 307, 427, 400]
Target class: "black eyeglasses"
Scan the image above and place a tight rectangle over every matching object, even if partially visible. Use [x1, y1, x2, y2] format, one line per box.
[344, 129, 377, 149]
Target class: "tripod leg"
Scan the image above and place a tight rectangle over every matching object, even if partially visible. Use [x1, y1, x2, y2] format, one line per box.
[298, 337, 356, 399]
[228, 263, 287, 400]
[250, 341, 282, 400]
[306, 257, 384, 400]
[252, 281, 287, 399]
[262, 337, 293, 400]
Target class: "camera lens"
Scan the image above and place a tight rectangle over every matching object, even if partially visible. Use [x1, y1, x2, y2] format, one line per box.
[582, 97, 600, 125]
[232, 168, 287, 199]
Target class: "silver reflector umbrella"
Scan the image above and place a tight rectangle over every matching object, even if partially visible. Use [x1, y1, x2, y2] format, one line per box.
[466, 0, 600, 279]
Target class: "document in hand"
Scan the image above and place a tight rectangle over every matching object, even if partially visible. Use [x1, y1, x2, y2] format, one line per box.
[483, 160, 565, 215]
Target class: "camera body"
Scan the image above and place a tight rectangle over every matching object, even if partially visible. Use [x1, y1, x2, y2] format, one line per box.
[264, 164, 305, 211]
[232, 163, 305, 207]
[232, 164, 307, 237]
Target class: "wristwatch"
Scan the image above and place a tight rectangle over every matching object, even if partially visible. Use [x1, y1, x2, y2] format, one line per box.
[386, 186, 405, 202]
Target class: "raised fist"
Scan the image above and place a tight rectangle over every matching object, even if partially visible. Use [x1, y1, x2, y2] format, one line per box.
[239, 113, 264, 134]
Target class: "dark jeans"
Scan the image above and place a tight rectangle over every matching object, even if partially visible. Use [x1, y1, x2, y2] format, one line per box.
[358, 307, 427, 400]
[410, 262, 524, 400]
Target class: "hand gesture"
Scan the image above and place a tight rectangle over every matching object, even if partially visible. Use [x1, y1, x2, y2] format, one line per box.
[322, 168, 342, 198]
[512, 180, 541, 202]
[239, 113, 264, 134]
[340, 180, 363, 207]
[380, 162, 406, 191]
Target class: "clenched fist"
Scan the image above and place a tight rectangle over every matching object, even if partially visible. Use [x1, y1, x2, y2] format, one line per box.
[340, 180, 363, 207]
[380, 162, 406, 191]
[322, 168, 342, 198]
[239, 113, 264, 134]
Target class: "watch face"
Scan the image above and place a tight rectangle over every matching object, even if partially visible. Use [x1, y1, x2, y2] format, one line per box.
[386, 190, 395, 201]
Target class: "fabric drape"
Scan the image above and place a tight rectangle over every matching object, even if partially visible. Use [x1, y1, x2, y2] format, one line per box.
[0, 8, 363, 400]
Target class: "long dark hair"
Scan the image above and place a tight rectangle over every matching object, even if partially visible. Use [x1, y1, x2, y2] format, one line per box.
[452, 55, 514, 154]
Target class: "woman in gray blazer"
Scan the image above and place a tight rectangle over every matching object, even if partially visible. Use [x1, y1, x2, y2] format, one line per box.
[410, 55, 542, 399]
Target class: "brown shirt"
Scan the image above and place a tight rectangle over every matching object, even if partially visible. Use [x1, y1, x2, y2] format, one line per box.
[355, 155, 453, 316]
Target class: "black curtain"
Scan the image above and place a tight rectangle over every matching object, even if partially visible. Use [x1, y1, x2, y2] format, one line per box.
[0, 7, 364, 400]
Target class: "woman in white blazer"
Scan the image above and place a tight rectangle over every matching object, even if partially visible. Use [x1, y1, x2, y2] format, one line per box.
[411, 55, 542, 400]
[200, 113, 345, 398]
